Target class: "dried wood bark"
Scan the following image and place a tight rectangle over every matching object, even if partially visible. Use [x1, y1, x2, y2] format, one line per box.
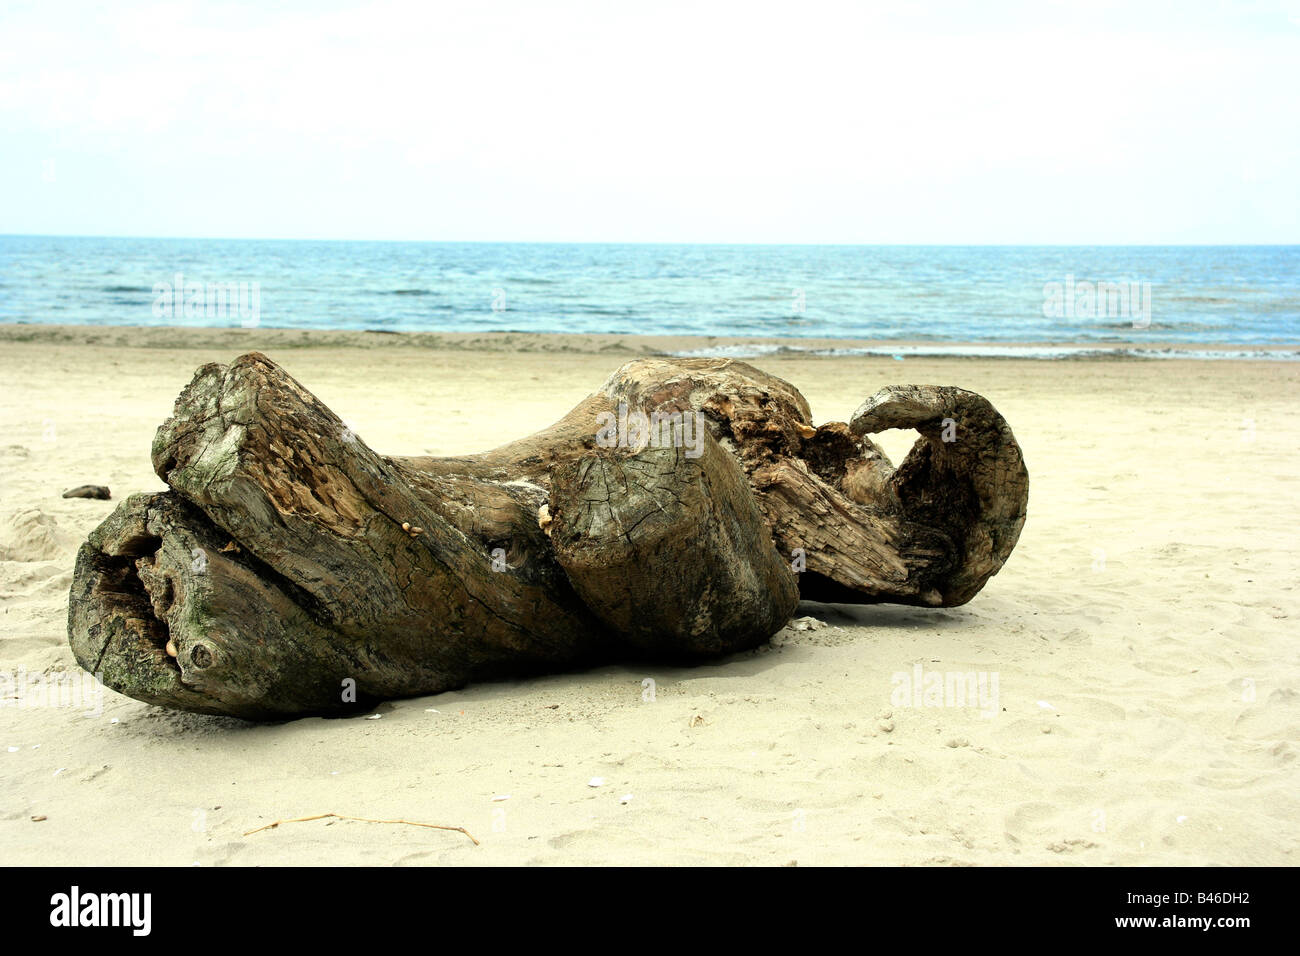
[68, 352, 1027, 719]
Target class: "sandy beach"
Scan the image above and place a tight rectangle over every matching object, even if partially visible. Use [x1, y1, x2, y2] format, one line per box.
[1, 324, 1297, 866]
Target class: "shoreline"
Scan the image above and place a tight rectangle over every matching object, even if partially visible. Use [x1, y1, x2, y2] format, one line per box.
[2, 322, 1298, 361]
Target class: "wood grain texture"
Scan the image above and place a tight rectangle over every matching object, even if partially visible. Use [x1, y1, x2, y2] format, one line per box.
[68, 353, 1028, 718]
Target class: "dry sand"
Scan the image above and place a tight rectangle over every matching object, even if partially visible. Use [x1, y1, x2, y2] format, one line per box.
[1, 324, 1297, 866]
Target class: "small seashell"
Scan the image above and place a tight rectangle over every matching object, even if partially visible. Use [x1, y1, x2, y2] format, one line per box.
[402, 522, 412, 532]
[365, 713, 382, 720]
[587, 777, 604, 788]
[410, 527, 423, 535]
[492, 794, 511, 802]
[537, 504, 552, 534]
[165, 639, 178, 658]
[796, 423, 816, 439]
[31, 815, 47, 822]
[620, 794, 633, 805]
[6, 746, 18, 753]
[1036, 700, 1055, 710]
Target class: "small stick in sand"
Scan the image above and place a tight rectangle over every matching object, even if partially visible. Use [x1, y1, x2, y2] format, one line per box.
[243, 812, 479, 845]
[62, 484, 111, 500]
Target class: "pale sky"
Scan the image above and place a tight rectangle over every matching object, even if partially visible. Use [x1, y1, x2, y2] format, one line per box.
[2, 0, 1297, 243]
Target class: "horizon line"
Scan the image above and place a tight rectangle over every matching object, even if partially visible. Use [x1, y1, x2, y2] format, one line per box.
[3, 233, 1298, 248]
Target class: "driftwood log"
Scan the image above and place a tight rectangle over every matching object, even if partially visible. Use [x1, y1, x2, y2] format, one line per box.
[68, 353, 1028, 719]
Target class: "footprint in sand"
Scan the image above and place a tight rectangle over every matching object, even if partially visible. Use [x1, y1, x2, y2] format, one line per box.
[1192, 767, 1266, 789]
[0, 509, 78, 562]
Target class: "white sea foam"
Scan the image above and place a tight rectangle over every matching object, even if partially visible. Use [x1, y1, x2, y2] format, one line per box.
[667, 343, 1300, 361]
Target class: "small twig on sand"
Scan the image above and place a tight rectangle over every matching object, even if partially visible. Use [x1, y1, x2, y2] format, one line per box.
[243, 813, 479, 845]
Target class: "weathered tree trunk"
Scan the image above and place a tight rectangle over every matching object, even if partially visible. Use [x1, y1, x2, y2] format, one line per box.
[68, 352, 1027, 719]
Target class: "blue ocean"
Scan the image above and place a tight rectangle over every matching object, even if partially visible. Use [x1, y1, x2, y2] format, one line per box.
[1, 236, 1297, 358]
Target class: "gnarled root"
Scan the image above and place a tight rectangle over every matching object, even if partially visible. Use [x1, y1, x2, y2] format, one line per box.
[68, 353, 1027, 718]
